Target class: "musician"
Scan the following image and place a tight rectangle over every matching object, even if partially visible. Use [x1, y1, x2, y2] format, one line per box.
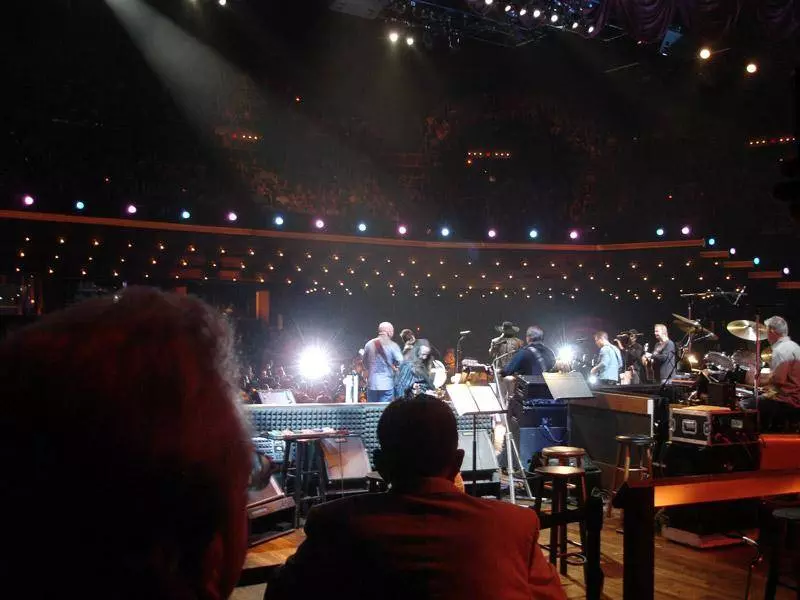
[643, 324, 676, 383]
[499, 326, 556, 377]
[615, 330, 644, 384]
[591, 331, 623, 385]
[394, 340, 435, 399]
[400, 328, 417, 360]
[758, 316, 800, 431]
[489, 321, 524, 371]
[363, 322, 403, 403]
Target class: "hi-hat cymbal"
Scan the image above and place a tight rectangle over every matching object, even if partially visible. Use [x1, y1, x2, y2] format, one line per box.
[671, 314, 718, 340]
[726, 320, 768, 341]
[761, 346, 772, 364]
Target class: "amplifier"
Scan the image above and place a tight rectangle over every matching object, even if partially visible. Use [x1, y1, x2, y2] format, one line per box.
[669, 406, 759, 446]
[514, 375, 554, 402]
[511, 404, 568, 428]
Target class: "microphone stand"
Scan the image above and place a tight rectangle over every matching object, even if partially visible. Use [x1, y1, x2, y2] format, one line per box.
[491, 350, 533, 503]
[456, 333, 468, 374]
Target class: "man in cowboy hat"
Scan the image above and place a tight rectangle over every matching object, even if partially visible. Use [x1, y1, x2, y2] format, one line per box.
[489, 321, 524, 372]
[614, 329, 644, 384]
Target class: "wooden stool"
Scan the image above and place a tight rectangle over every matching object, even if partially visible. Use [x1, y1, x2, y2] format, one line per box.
[280, 438, 326, 527]
[608, 435, 654, 517]
[764, 506, 800, 600]
[366, 471, 387, 493]
[533, 465, 588, 578]
[542, 446, 587, 468]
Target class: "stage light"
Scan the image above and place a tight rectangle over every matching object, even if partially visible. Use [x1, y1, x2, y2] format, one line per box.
[298, 347, 331, 381]
[314, 218, 325, 229]
[588, 25, 595, 33]
[571, 21, 579, 29]
[730, 247, 737, 255]
[587, 374, 598, 385]
[23, 195, 35, 207]
[569, 230, 579, 240]
[75, 201, 85, 211]
[707, 237, 716, 246]
[180, 209, 191, 220]
[783, 267, 790, 275]
[484, 0, 493, 5]
[656, 227, 665, 237]
[487, 228, 497, 239]
[557, 345, 575, 363]
[218, 0, 227, 5]
[519, 7, 527, 15]
[504, 4, 511, 12]
[388, 31, 399, 43]
[440, 226, 450, 237]
[550, 13, 559, 23]
[227, 211, 237, 222]
[686, 353, 699, 365]
[406, 35, 414, 46]
[698, 47, 711, 60]
[126, 204, 137, 215]
[357, 222, 367, 232]
[529, 228, 539, 239]
[274, 215, 284, 226]
[398, 225, 408, 235]
[532, 8, 541, 17]
[746, 62, 758, 74]
[753, 257, 761, 266]
[681, 225, 691, 235]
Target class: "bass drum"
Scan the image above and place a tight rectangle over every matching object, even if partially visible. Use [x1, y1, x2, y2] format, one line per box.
[732, 349, 758, 386]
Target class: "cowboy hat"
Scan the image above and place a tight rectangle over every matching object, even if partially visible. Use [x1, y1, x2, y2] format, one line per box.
[495, 321, 520, 333]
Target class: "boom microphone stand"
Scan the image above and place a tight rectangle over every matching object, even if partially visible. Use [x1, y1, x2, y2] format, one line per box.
[491, 351, 533, 504]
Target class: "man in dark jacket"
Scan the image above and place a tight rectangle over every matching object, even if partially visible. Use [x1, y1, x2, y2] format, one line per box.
[500, 325, 556, 377]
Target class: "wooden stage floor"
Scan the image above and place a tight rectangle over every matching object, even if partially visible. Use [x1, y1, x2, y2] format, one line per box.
[233, 512, 796, 600]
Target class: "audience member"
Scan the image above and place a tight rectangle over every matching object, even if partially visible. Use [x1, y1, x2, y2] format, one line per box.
[265, 396, 565, 600]
[0, 288, 253, 599]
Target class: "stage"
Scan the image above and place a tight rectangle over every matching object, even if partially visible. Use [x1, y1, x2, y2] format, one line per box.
[233, 511, 796, 600]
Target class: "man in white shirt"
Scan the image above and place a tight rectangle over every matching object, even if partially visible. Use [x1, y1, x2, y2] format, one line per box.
[760, 316, 800, 431]
[591, 331, 623, 385]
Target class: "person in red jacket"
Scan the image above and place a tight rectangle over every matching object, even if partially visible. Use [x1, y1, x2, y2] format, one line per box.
[265, 396, 566, 600]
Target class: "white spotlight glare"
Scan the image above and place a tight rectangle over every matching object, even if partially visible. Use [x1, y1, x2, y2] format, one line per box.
[572, 21, 579, 29]
[557, 345, 575, 364]
[588, 25, 595, 33]
[729, 247, 737, 255]
[485, 0, 493, 5]
[314, 218, 325, 229]
[23, 195, 35, 207]
[398, 225, 408, 235]
[405, 35, 414, 46]
[298, 347, 331, 381]
[75, 201, 86, 211]
[126, 204, 137, 215]
[274, 215, 285, 226]
[783, 267, 790, 276]
[550, 13, 559, 23]
[440, 226, 450, 237]
[528, 228, 539, 239]
[681, 225, 691, 235]
[699, 47, 711, 60]
[504, 4, 511, 12]
[217, 0, 226, 6]
[487, 228, 497, 239]
[746, 62, 758, 74]
[357, 222, 367, 232]
[180, 209, 191, 220]
[532, 8, 541, 17]
[569, 230, 579, 240]
[519, 7, 527, 15]
[588, 374, 598, 385]
[388, 31, 399, 43]
[226, 211, 238, 222]
[656, 227, 665, 237]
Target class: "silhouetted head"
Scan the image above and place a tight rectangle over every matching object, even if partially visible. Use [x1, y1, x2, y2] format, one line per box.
[0, 287, 252, 599]
[375, 397, 464, 486]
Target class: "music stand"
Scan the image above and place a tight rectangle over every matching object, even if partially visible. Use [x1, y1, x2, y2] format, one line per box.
[447, 383, 506, 497]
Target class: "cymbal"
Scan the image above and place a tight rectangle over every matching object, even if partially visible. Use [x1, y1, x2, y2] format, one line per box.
[671, 314, 718, 340]
[726, 320, 768, 341]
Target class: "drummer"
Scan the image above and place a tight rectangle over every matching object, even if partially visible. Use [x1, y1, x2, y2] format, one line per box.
[393, 339, 435, 400]
[757, 316, 800, 431]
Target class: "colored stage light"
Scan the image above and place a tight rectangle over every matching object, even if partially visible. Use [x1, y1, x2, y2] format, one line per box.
[681, 225, 691, 235]
[274, 215, 284, 226]
[180, 209, 191, 220]
[440, 227, 450, 237]
[529, 229, 538, 239]
[358, 222, 367, 232]
[75, 201, 85, 211]
[656, 227, 665, 236]
[398, 225, 408, 235]
[227, 211, 238, 222]
[314, 218, 325, 229]
[487, 229, 497, 239]
[569, 230, 579, 240]
[23, 195, 35, 206]
[126, 204, 137, 215]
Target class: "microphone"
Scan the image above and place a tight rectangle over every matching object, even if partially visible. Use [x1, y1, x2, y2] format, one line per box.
[459, 330, 472, 336]
[734, 286, 746, 306]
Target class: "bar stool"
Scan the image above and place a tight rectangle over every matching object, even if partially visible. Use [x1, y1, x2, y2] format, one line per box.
[541, 446, 587, 468]
[608, 434, 654, 517]
[280, 438, 327, 527]
[764, 506, 800, 600]
[532, 465, 588, 577]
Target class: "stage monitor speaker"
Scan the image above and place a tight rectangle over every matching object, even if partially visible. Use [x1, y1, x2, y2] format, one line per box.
[247, 475, 296, 547]
[517, 426, 569, 470]
[320, 436, 371, 481]
[256, 389, 295, 405]
[458, 430, 499, 478]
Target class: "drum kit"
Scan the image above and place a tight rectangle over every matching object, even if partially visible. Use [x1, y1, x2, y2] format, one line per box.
[691, 318, 771, 387]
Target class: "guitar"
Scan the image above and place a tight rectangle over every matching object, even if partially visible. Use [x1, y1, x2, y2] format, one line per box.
[642, 343, 655, 382]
